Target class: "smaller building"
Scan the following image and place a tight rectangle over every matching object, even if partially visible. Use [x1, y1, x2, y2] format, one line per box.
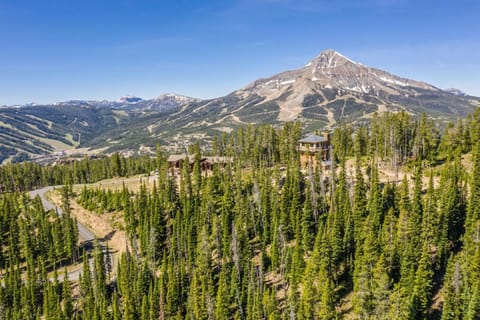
[298, 132, 332, 170]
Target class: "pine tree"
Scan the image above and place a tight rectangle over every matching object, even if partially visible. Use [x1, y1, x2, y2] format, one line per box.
[410, 240, 434, 319]
[93, 240, 107, 302]
[353, 155, 367, 240]
[62, 269, 73, 319]
[353, 215, 378, 318]
[372, 254, 391, 319]
[215, 264, 232, 319]
[316, 231, 336, 320]
[442, 256, 464, 320]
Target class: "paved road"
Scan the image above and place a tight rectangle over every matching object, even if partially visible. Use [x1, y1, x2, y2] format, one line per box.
[29, 186, 99, 281]
[27, 173, 158, 281]
[29, 186, 95, 242]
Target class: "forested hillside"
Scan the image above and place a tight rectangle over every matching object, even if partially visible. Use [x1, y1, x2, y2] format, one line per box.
[1, 109, 480, 319]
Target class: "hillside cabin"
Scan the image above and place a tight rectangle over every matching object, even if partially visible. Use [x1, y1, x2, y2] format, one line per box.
[298, 132, 332, 170]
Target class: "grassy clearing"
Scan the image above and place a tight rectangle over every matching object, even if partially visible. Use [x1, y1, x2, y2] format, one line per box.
[73, 173, 158, 193]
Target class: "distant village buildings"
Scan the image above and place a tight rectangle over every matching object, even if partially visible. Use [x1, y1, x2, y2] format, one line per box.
[298, 132, 332, 170]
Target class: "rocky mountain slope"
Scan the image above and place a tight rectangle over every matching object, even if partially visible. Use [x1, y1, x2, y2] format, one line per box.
[161, 49, 478, 135]
[1, 49, 479, 163]
[52, 93, 200, 112]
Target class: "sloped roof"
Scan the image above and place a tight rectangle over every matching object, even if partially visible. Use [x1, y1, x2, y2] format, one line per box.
[167, 154, 203, 164]
[168, 154, 233, 164]
[167, 154, 188, 162]
[299, 134, 327, 143]
[204, 156, 234, 163]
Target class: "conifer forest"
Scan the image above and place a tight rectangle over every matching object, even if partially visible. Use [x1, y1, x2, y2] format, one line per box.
[2, 109, 480, 319]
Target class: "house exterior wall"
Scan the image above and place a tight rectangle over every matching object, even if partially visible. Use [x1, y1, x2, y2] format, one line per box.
[298, 138, 331, 170]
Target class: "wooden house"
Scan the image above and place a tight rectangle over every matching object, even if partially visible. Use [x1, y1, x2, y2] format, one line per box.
[167, 154, 233, 174]
[298, 132, 332, 170]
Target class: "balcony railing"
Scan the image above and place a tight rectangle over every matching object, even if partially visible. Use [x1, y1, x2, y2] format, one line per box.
[298, 145, 330, 153]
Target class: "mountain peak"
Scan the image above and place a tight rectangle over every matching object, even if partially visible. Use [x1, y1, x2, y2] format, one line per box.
[307, 49, 357, 68]
[155, 93, 200, 104]
[318, 49, 347, 59]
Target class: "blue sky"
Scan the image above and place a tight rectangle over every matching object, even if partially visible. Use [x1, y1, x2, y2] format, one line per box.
[0, 0, 479, 105]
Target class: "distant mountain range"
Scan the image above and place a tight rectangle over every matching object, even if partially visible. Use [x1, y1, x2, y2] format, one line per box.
[50, 93, 201, 112]
[1, 49, 479, 164]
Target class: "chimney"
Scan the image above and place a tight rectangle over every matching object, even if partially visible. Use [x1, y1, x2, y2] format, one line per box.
[322, 131, 330, 142]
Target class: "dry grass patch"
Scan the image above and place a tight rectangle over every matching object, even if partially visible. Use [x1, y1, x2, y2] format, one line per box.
[73, 174, 158, 194]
